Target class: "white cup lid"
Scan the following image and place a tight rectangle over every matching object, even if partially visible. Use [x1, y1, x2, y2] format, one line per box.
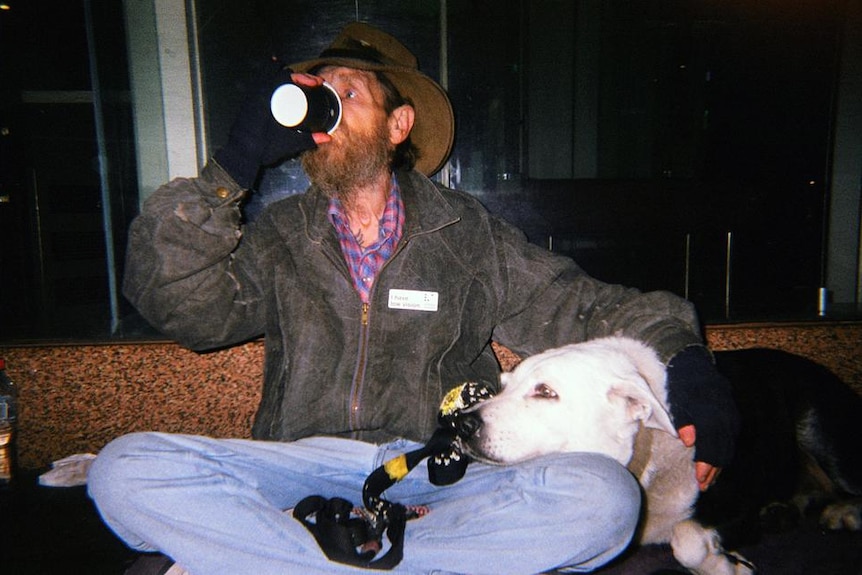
[270, 84, 308, 127]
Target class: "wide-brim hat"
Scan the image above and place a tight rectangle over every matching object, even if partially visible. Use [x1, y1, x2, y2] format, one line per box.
[291, 22, 454, 177]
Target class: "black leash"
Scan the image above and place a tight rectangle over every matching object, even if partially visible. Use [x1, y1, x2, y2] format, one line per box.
[293, 381, 495, 569]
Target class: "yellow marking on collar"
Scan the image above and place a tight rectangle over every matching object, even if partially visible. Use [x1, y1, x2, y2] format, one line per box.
[384, 454, 409, 480]
[439, 384, 467, 416]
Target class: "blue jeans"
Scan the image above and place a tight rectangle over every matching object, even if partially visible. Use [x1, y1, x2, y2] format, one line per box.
[88, 433, 640, 575]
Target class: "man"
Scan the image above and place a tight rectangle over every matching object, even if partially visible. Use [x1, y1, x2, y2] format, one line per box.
[88, 23, 738, 574]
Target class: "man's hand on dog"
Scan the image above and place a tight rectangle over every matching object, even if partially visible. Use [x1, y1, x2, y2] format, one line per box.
[666, 346, 740, 491]
[678, 424, 720, 491]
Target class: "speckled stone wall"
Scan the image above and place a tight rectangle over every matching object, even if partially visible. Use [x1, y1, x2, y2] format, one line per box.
[0, 341, 265, 470]
[1, 321, 860, 470]
[705, 322, 862, 394]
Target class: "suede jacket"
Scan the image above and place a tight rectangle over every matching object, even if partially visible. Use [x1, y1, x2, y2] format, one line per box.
[123, 163, 703, 444]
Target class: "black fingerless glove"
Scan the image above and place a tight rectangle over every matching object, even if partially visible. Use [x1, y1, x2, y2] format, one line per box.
[213, 60, 316, 189]
[666, 346, 741, 467]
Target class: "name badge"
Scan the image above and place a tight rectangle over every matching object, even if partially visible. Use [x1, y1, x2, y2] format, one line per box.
[388, 289, 439, 312]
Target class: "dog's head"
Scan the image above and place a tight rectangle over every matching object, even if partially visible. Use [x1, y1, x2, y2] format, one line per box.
[462, 337, 677, 466]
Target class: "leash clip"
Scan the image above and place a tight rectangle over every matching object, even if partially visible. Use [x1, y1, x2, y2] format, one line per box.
[293, 380, 497, 569]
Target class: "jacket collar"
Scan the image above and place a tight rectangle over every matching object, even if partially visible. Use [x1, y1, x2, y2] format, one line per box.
[300, 169, 461, 243]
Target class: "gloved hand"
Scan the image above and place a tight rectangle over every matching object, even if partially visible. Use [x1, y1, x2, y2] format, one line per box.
[665, 345, 741, 468]
[213, 59, 317, 189]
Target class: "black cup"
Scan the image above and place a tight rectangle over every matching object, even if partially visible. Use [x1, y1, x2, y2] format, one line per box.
[270, 82, 342, 134]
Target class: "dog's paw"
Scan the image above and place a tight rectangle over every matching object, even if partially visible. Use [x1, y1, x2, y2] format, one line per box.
[819, 498, 862, 531]
[670, 520, 756, 575]
[670, 519, 713, 568]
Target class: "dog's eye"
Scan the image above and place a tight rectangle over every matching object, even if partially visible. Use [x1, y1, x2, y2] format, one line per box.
[533, 383, 559, 400]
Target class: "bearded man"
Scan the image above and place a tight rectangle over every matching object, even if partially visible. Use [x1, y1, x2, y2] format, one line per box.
[89, 23, 738, 575]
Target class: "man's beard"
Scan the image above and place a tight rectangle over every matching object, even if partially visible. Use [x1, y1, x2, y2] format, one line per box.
[302, 121, 393, 205]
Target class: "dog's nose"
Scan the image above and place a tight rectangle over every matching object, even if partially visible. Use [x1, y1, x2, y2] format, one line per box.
[456, 412, 482, 439]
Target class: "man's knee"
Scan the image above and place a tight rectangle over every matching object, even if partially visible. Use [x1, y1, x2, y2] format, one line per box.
[401, 453, 641, 574]
[538, 452, 641, 549]
[88, 432, 158, 512]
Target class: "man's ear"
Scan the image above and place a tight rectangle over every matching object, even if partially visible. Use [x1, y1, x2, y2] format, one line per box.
[388, 104, 415, 145]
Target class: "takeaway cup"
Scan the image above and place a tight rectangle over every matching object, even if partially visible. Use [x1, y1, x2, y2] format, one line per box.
[270, 81, 342, 134]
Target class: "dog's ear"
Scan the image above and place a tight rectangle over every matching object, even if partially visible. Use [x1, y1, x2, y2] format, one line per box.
[608, 380, 678, 436]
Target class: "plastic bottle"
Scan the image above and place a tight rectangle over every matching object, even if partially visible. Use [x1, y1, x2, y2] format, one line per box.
[0, 357, 18, 486]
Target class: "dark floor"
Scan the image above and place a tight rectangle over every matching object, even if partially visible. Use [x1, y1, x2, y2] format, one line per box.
[3, 468, 862, 575]
[1, 470, 139, 574]
[592, 520, 862, 575]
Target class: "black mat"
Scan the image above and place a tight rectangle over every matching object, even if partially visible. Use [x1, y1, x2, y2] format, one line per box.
[0, 471, 139, 574]
[593, 516, 862, 575]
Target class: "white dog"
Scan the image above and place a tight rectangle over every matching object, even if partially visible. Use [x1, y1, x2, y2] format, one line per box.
[463, 337, 753, 575]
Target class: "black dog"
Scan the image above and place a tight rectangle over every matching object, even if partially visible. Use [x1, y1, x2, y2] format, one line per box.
[696, 348, 862, 551]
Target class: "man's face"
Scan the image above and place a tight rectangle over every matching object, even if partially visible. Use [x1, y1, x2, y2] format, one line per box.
[301, 67, 395, 201]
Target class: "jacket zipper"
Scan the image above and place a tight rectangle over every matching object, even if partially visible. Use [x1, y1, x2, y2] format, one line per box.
[344, 217, 456, 434]
[349, 302, 371, 431]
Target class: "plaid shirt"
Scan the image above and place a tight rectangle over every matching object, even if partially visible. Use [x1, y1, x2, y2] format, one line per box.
[328, 176, 405, 304]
